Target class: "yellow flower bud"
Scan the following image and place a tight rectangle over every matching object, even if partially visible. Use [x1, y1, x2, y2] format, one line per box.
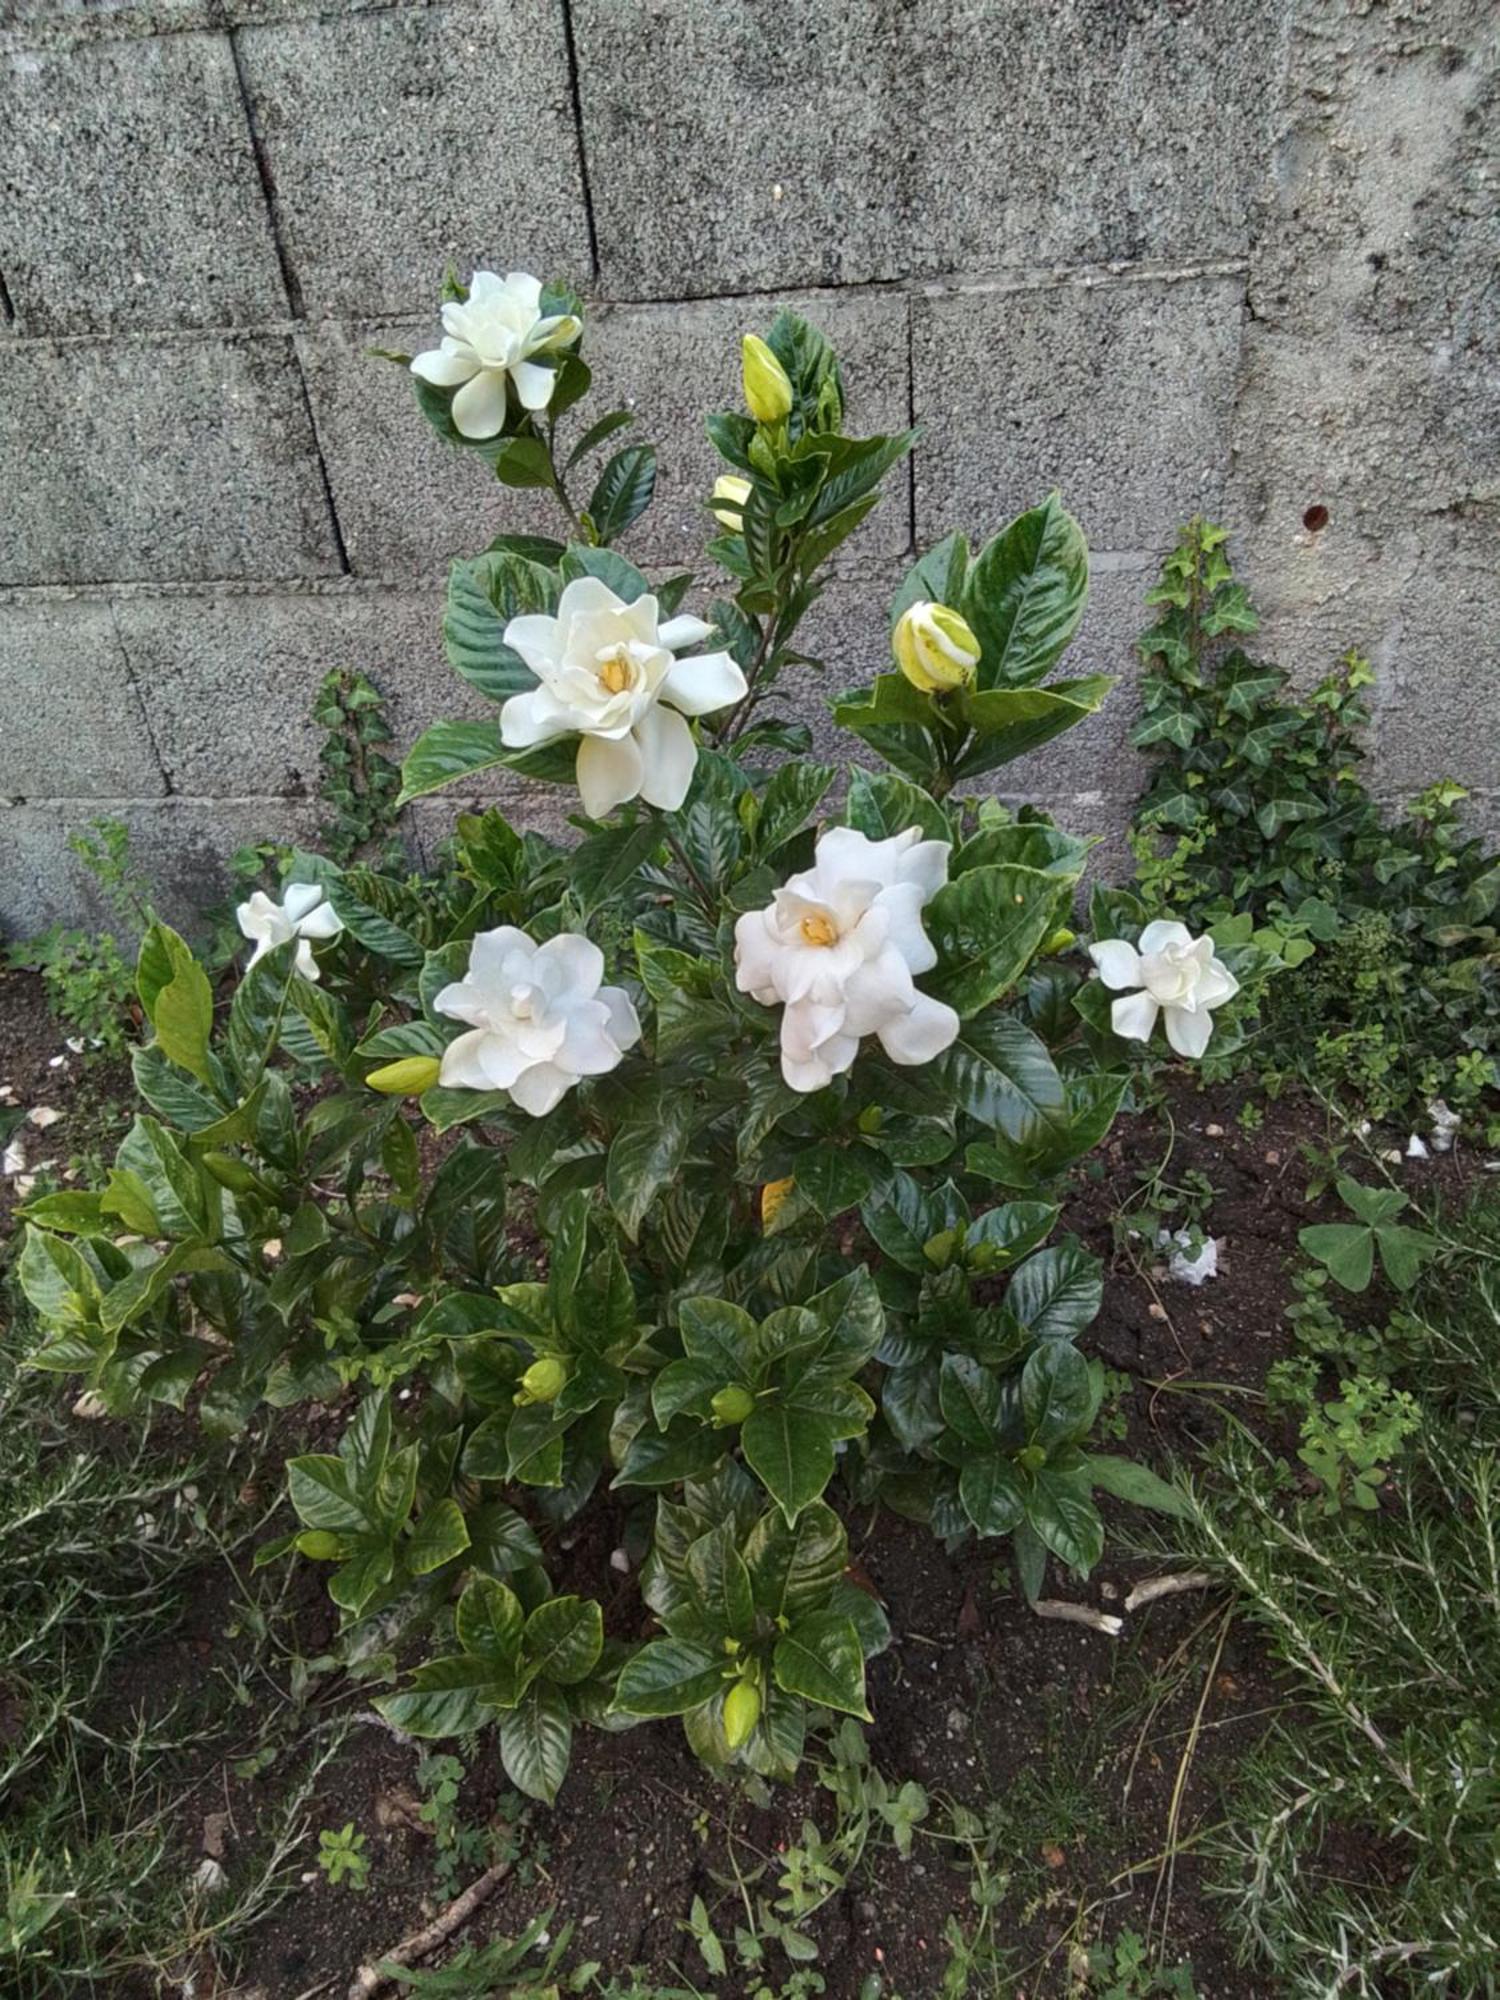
[296, 1530, 342, 1560]
[366, 1055, 442, 1097]
[711, 473, 752, 529]
[722, 1675, 761, 1751]
[760, 1176, 795, 1229]
[513, 1356, 568, 1407]
[742, 334, 793, 424]
[711, 1383, 756, 1428]
[1042, 926, 1077, 956]
[893, 600, 981, 694]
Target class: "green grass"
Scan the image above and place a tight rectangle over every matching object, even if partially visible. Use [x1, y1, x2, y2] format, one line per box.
[1157, 1193, 1500, 1996]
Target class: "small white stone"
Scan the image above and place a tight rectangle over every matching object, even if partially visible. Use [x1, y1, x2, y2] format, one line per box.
[2, 1138, 26, 1176]
[72, 1390, 110, 1420]
[1428, 1098, 1462, 1153]
[47, 1053, 68, 1069]
[1379, 1147, 1403, 1163]
[14, 1175, 36, 1198]
[65, 1036, 86, 1054]
[191, 1857, 228, 1895]
[261, 1238, 283, 1260]
[610, 1548, 631, 1574]
[1406, 1134, 1430, 1159]
[28, 1106, 64, 1129]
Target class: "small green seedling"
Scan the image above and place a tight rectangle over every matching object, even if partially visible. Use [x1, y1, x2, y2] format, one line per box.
[317, 1823, 370, 1891]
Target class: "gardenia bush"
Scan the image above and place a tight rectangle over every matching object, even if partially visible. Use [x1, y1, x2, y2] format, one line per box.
[16, 273, 1245, 1805]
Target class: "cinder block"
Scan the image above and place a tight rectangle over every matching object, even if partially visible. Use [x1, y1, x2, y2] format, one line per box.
[0, 595, 167, 796]
[0, 32, 286, 334]
[1372, 542, 1500, 802]
[0, 334, 343, 586]
[572, 0, 1290, 297]
[117, 584, 464, 796]
[913, 275, 1244, 555]
[0, 794, 326, 942]
[234, 2, 591, 318]
[295, 319, 558, 578]
[300, 288, 912, 577]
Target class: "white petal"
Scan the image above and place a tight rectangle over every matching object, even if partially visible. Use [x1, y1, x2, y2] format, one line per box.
[439, 1029, 496, 1091]
[236, 893, 278, 944]
[893, 838, 951, 902]
[1195, 957, 1240, 1007]
[600, 984, 642, 1052]
[293, 939, 322, 982]
[501, 270, 542, 311]
[871, 881, 938, 976]
[555, 998, 629, 1077]
[508, 1062, 575, 1117]
[534, 932, 605, 998]
[510, 359, 556, 412]
[295, 902, 343, 941]
[1164, 1004, 1215, 1059]
[432, 978, 490, 1028]
[528, 311, 581, 352]
[502, 612, 563, 678]
[877, 993, 960, 1066]
[410, 341, 480, 388]
[576, 731, 644, 818]
[450, 369, 509, 439]
[466, 926, 536, 980]
[1138, 919, 1195, 955]
[632, 705, 698, 811]
[660, 649, 748, 718]
[1111, 990, 1160, 1043]
[281, 882, 323, 923]
[1088, 939, 1143, 990]
[501, 687, 574, 749]
[658, 614, 715, 652]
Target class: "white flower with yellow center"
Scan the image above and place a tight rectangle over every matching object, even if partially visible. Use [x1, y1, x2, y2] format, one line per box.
[434, 926, 640, 1116]
[1088, 919, 1239, 1058]
[409, 270, 581, 439]
[734, 826, 960, 1093]
[500, 577, 747, 819]
[236, 883, 343, 983]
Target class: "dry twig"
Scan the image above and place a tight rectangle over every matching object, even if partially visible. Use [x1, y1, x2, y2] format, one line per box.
[346, 1860, 513, 1999]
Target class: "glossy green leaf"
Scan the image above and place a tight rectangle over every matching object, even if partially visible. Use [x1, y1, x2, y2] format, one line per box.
[742, 1404, 839, 1524]
[962, 496, 1089, 690]
[773, 1611, 870, 1719]
[500, 1682, 574, 1804]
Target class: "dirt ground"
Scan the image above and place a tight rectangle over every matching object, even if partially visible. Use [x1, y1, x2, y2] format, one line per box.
[2, 965, 1457, 1999]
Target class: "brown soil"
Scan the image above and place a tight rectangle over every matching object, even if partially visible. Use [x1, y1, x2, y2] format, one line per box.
[1, 968, 1463, 2000]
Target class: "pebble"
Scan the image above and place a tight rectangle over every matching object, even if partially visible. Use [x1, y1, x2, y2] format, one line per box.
[28, 1105, 63, 1129]
[1204, 1122, 1225, 1137]
[190, 1858, 228, 1895]
[610, 1548, 631, 1573]
[1, 1138, 25, 1176]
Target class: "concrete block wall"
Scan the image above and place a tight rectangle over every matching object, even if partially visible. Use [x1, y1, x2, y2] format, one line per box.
[2, 0, 1495, 937]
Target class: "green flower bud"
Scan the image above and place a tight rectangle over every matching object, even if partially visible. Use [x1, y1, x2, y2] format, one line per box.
[723, 1675, 761, 1752]
[514, 1356, 569, 1407]
[296, 1529, 342, 1561]
[366, 1055, 442, 1097]
[742, 334, 793, 424]
[1042, 926, 1077, 956]
[711, 1383, 756, 1429]
[1018, 1444, 1048, 1474]
[893, 600, 981, 694]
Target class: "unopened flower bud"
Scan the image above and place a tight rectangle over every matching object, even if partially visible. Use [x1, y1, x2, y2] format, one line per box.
[296, 1529, 342, 1560]
[893, 600, 981, 694]
[742, 335, 793, 424]
[366, 1056, 442, 1097]
[1042, 927, 1077, 956]
[723, 1675, 761, 1751]
[711, 473, 752, 529]
[514, 1356, 568, 1406]
[711, 1383, 756, 1428]
[1018, 1444, 1048, 1474]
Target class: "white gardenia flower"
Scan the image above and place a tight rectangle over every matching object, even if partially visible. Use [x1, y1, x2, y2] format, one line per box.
[236, 884, 344, 983]
[1088, 919, 1239, 1059]
[409, 270, 580, 439]
[434, 926, 641, 1116]
[734, 826, 960, 1093]
[500, 578, 747, 819]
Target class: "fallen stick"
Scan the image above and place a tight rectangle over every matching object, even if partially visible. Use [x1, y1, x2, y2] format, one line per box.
[347, 1859, 513, 1999]
[1031, 1598, 1124, 1637]
[1124, 1571, 1214, 1613]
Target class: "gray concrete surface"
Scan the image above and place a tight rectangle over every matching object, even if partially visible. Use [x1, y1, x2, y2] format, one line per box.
[1, 0, 1496, 933]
